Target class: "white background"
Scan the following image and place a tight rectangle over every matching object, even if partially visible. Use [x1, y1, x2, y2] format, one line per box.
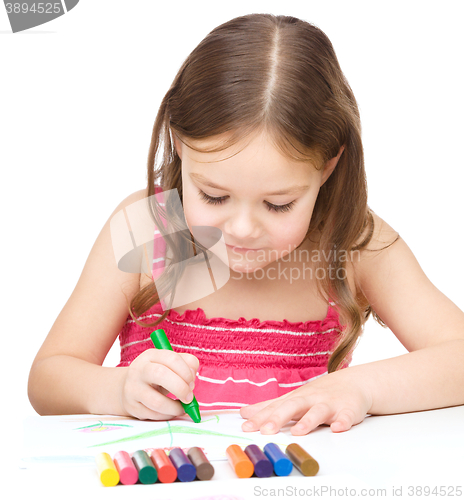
[1, 1, 462, 427]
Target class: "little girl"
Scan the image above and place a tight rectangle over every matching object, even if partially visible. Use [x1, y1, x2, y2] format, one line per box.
[28, 14, 464, 435]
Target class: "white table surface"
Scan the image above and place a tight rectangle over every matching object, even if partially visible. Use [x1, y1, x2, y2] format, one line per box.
[10, 406, 464, 500]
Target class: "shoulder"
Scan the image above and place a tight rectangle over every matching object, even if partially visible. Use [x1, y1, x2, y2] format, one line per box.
[329, 211, 399, 310]
[361, 210, 399, 251]
[351, 209, 404, 301]
[111, 187, 150, 214]
[32, 187, 154, 367]
[352, 210, 400, 273]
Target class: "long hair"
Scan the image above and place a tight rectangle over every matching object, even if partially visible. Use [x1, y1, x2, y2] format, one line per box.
[129, 13, 398, 372]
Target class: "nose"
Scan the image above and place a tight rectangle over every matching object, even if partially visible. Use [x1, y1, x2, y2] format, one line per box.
[224, 204, 261, 242]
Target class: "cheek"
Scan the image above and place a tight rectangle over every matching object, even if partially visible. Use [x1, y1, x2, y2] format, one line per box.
[274, 209, 312, 246]
[182, 192, 218, 234]
[272, 225, 308, 256]
[182, 190, 202, 224]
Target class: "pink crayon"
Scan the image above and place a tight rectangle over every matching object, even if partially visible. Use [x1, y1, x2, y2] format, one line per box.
[113, 451, 138, 485]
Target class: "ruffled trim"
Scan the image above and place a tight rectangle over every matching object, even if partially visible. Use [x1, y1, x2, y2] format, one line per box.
[117, 301, 343, 368]
[166, 301, 339, 331]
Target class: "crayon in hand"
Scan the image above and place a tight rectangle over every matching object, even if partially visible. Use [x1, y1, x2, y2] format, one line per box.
[150, 328, 201, 423]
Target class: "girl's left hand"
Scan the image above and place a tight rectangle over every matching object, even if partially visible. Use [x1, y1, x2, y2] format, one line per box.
[239, 369, 373, 435]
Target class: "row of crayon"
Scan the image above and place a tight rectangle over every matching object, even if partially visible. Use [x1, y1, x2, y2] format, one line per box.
[96, 443, 319, 486]
[96, 447, 214, 487]
[227, 443, 319, 478]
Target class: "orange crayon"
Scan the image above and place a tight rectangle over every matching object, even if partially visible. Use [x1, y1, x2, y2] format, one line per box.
[226, 444, 254, 478]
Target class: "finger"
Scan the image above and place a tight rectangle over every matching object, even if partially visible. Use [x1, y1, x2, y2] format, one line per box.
[137, 385, 186, 418]
[240, 399, 274, 421]
[145, 349, 196, 387]
[178, 353, 200, 375]
[258, 397, 312, 434]
[244, 396, 310, 435]
[157, 385, 170, 397]
[330, 409, 357, 433]
[241, 393, 301, 431]
[241, 401, 280, 431]
[240, 392, 289, 421]
[144, 361, 194, 405]
[131, 400, 181, 421]
[291, 403, 333, 436]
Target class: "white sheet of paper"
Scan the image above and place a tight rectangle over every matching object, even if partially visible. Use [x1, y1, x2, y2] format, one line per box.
[21, 410, 294, 467]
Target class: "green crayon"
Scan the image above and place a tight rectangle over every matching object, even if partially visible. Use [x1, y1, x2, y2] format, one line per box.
[150, 328, 201, 423]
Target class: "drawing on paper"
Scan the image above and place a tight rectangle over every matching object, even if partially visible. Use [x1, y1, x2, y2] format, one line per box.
[74, 421, 134, 433]
[22, 412, 293, 466]
[89, 415, 253, 448]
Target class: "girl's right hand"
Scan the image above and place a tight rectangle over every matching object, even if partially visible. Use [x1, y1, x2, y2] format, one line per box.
[120, 349, 199, 420]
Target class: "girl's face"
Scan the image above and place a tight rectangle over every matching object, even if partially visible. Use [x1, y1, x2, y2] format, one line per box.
[175, 130, 341, 276]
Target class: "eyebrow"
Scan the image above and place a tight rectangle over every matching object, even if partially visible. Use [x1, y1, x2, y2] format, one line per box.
[189, 173, 309, 196]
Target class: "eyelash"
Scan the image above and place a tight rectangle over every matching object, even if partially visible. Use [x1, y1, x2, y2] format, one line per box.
[199, 191, 296, 213]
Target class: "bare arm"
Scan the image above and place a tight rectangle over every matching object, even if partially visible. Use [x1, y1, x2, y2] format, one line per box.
[351, 217, 464, 415]
[240, 213, 464, 434]
[29, 356, 129, 416]
[28, 189, 145, 415]
[331, 337, 464, 416]
[28, 189, 198, 418]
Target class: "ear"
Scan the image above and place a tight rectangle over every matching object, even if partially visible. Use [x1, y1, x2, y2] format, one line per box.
[171, 130, 182, 160]
[321, 145, 345, 186]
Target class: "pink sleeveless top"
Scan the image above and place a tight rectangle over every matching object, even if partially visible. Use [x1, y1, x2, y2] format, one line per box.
[116, 187, 348, 410]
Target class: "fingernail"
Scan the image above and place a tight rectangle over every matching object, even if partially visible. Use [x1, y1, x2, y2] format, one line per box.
[243, 421, 254, 430]
[189, 381, 195, 390]
[184, 392, 193, 403]
[293, 423, 306, 432]
[262, 422, 275, 432]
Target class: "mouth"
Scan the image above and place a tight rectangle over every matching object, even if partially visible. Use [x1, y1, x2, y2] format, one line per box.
[226, 244, 262, 252]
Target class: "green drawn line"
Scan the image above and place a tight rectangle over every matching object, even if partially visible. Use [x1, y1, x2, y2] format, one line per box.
[74, 421, 134, 431]
[89, 425, 253, 448]
[167, 421, 173, 447]
[201, 415, 220, 424]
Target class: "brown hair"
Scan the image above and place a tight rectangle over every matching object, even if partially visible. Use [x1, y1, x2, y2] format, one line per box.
[128, 13, 399, 372]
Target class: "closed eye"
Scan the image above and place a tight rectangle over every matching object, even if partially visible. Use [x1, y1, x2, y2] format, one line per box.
[198, 191, 295, 213]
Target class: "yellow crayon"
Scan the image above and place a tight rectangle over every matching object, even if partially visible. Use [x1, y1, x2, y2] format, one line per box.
[95, 452, 120, 487]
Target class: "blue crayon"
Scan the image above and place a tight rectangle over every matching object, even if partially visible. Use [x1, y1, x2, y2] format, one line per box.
[263, 443, 293, 476]
[244, 444, 273, 478]
[169, 448, 196, 482]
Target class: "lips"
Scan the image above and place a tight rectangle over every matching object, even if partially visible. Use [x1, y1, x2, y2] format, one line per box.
[226, 244, 261, 251]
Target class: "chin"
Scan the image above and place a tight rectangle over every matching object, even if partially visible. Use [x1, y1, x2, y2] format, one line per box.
[230, 260, 266, 275]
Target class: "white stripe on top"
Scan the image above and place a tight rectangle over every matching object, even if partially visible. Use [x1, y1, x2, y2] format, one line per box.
[196, 401, 248, 407]
[171, 343, 331, 358]
[124, 313, 337, 337]
[196, 371, 328, 388]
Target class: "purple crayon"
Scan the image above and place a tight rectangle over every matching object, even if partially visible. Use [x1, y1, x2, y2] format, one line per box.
[169, 448, 196, 482]
[244, 444, 273, 478]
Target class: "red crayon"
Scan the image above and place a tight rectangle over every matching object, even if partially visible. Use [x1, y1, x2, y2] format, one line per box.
[150, 449, 177, 483]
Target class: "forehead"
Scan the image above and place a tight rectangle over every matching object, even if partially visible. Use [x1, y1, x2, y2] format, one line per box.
[180, 130, 320, 173]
